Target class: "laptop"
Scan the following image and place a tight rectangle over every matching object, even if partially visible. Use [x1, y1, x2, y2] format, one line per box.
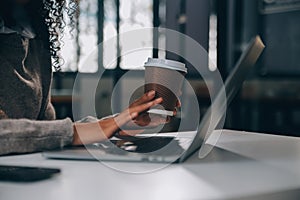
[43, 36, 265, 163]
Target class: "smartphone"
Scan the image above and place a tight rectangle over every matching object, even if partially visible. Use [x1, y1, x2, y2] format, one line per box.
[0, 165, 61, 182]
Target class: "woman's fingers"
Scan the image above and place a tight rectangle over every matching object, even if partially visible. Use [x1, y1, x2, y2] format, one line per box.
[124, 113, 169, 130]
[130, 97, 163, 114]
[114, 97, 163, 129]
[171, 100, 181, 116]
[176, 99, 181, 108]
[131, 90, 156, 106]
[173, 108, 177, 116]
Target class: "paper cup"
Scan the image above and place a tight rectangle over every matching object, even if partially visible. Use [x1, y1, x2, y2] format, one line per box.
[144, 58, 187, 116]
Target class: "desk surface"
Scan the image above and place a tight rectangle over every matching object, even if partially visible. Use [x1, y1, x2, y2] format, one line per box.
[1, 130, 300, 200]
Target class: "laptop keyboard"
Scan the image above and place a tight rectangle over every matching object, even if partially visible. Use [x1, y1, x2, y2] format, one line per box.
[88, 136, 193, 157]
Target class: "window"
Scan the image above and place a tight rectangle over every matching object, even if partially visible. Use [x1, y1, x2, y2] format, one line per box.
[59, 0, 214, 73]
[60, 0, 98, 72]
[60, 0, 160, 72]
[103, 0, 155, 70]
[208, 14, 217, 72]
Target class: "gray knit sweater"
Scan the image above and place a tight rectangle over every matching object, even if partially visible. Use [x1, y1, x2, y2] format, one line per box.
[0, 22, 74, 155]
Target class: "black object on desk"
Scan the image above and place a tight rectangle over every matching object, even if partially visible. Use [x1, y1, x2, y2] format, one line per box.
[0, 165, 60, 182]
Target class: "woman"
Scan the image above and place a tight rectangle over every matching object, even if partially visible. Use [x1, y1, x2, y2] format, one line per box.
[0, 0, 177, 155]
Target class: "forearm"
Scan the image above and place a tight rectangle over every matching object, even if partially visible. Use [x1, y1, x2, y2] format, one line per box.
[0, 91, 164, 155]
[0, 116, 119, 155]
[72, 91, 164, 145]
[0, 118, 73, 155]
[72, 117, 119, 145]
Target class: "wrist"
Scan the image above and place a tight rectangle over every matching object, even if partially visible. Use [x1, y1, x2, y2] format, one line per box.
[72, 125, 82, 145]
[71, 115, 121, 146]
[100, 116, 120, 134]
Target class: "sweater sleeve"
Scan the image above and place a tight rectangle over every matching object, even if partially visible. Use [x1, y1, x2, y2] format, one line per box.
[0, 118, 74, 155]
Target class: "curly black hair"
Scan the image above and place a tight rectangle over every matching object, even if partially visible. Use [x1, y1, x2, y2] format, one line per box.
[27, 0, 79, 71]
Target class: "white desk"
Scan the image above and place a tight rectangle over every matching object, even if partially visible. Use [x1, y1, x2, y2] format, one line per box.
[1, 130, 300, 200]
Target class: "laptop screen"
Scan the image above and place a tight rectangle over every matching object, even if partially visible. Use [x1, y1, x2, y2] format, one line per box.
[180, 36, 265, 162]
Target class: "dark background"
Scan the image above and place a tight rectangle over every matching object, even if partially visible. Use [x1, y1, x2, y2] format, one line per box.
[52, 0, 300, 137]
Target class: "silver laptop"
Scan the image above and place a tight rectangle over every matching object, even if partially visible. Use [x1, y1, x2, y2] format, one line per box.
[43, 36, 265, 163]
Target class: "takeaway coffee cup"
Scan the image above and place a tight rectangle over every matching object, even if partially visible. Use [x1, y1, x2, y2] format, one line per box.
[144, 58, 187, 116]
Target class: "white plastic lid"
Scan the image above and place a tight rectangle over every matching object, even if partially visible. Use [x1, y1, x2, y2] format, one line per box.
[144, 58, 187, 73]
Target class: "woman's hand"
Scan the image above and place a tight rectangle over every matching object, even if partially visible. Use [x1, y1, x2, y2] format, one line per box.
[72, 91, 164, 145]
[117, 90, 167, 130]
[118, 92, 181, 136]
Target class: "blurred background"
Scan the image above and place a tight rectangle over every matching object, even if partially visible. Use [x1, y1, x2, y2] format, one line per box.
[51, 0, 300, 137]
